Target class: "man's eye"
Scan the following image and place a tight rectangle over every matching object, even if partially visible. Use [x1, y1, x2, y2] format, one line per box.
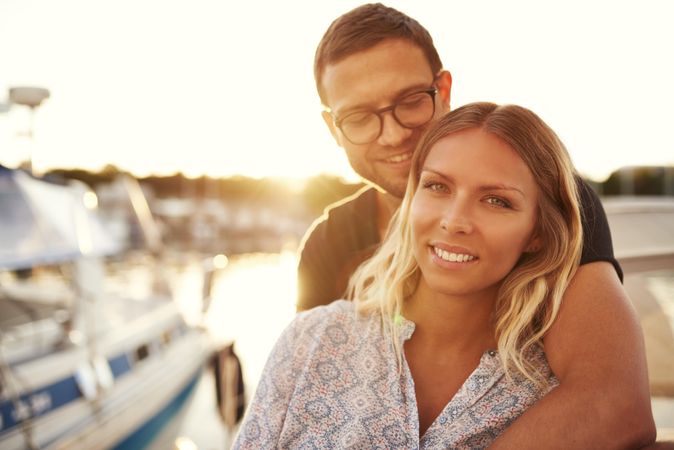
[342, 112, 375, 126]
[399, 93, 427, 107]
[486, 197, 511, 208]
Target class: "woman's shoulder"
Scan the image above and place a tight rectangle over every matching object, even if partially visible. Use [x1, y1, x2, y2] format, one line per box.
[288, 300, 380, 349]
[508, 344, 559, 390]
[293, 299, 359, 330]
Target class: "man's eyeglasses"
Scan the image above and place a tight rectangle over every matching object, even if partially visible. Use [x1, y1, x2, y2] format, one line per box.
[329, 88, 437, 145]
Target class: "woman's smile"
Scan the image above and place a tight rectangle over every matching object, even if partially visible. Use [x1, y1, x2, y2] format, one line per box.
[430, 244, 478, 265]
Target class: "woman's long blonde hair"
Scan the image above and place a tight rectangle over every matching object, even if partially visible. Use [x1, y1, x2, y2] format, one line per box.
[348, 102, 583, 383]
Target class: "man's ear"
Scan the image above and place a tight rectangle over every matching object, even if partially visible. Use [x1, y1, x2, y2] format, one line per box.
[321, 110, 342, 145]
[435, 70, 452, 112]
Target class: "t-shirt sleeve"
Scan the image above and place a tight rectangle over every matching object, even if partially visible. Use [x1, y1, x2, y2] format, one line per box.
[577, 177, 623, 281]
[296, 217, 341, 311]
[296, 188, 379, 312]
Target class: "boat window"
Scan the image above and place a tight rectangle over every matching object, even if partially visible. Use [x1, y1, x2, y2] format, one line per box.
[135, 344, 150, 362]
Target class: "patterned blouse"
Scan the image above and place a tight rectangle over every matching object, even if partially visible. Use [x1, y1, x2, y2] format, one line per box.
[233, 300, 558, 450]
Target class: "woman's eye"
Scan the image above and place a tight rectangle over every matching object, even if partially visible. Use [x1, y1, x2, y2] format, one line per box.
[486, 197, 511, 208]
[422, 181, 446, 192]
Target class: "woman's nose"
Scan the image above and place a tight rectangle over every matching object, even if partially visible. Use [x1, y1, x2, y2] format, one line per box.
[440, 200, 474, 234]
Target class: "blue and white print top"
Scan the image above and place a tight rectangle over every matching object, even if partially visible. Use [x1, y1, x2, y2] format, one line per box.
[233, 300, 557, 449]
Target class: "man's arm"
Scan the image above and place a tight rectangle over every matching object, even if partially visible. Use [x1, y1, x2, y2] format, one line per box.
[490, 262, 656, 449]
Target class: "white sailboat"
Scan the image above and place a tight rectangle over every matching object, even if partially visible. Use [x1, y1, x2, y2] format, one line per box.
[0, 166, 216, 449]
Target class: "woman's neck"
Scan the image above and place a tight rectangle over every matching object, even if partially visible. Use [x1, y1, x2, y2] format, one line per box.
[403, 282, 498, 354]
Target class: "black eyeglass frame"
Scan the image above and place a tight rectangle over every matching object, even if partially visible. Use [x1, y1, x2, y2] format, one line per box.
[328, 87, 438, 145]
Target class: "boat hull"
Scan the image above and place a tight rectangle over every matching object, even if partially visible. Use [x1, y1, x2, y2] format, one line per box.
[1, 309, 212, 450]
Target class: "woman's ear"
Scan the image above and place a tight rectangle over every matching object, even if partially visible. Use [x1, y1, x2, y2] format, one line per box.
[525, 236, 542, 253]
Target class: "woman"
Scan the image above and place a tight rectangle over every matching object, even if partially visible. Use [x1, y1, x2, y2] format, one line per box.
[233, 102, 583, 449]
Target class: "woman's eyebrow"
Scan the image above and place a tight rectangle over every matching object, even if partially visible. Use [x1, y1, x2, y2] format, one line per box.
[420, 168, 450, 179]
[478, 183, 525, 197]
[421, 169, 525, 197]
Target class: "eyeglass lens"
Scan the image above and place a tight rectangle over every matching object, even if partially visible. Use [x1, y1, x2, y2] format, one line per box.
[339, 90, 435, 144]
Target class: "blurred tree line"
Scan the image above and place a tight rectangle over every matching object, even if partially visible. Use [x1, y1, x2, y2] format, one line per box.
[45, 164, 364, 218]
[600, 166, 674, 196]
[44, 164, 674, 219]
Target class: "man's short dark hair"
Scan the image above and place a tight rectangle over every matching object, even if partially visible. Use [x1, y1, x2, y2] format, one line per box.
[314, 3, 443, 105]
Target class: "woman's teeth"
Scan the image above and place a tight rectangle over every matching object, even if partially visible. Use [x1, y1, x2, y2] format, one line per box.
[433, 246, 476, 263]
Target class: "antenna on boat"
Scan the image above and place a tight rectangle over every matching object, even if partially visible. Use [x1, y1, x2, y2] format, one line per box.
[5, 86, 51, 174]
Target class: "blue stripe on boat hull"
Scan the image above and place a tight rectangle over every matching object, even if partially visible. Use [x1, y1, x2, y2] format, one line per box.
[0, 375, 81, 435]
[111, 368, 202, 450]
[1, 352, 136, 437]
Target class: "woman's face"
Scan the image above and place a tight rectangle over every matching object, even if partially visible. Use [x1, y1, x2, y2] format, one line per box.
[410, 127, 540, 300]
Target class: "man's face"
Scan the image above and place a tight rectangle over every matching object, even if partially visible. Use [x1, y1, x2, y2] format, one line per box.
[320, 39, 450, 198]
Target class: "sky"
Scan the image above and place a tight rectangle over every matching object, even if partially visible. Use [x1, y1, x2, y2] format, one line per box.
[1, 0, 673, 182]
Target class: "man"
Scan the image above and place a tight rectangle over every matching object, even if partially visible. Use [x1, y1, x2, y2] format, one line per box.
[297, 3, 655, 449]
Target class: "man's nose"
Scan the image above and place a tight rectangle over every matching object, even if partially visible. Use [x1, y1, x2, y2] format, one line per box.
[377, 112, 413, 147]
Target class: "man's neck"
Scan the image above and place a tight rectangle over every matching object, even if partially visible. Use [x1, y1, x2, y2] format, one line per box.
[375, 189, 402, 239]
